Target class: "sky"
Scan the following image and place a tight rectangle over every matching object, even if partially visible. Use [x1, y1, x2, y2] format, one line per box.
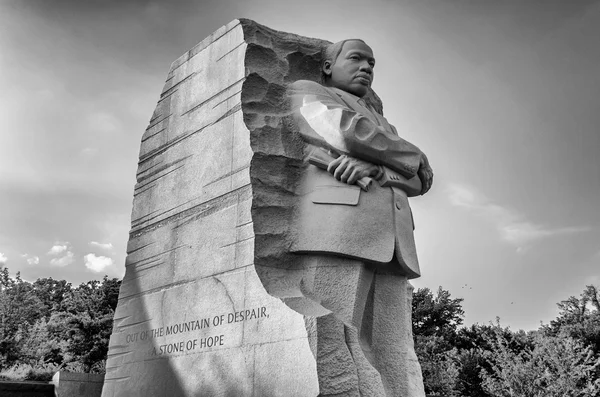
[0, 0, 598, 331]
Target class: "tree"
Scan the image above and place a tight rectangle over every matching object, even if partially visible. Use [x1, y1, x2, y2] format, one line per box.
[57, 276, 121, 372]
[31, 278, 72, 319]
[414, 334, 460, 396]
[413, 287, 465, 395]
[544, 285, 600, 356]
[481, 326, 600, 397]
[0, 268, 121, 373]
[412, 286, 464, 342]
[0, 268, 45, 368]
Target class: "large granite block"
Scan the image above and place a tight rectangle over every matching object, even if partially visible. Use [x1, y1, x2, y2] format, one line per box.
[103, 19, 424, 397]
[102, 20, 322, 397]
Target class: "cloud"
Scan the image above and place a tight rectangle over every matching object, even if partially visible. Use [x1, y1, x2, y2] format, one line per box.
[49, 251, 74, 267]
[21, 253, 40, 265]
[80, 147, 99, 158]
[447, 183, 590, 247]
[86, 111, 121, 134]
[0, 252, 7, 264]
[89, 241, 113, 251]
[84, 254, 114, 273]
[47, 243, 69, 255]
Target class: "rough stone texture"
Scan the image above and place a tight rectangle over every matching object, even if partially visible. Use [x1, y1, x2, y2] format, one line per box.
[53, 371, 104, 397]
[102, 19, 423, 397]
[245, 20, 424, 397]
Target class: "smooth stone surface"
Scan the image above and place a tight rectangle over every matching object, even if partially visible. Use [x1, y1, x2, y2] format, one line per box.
[102, 19, 319, 397]
[52, 371, 104, 397]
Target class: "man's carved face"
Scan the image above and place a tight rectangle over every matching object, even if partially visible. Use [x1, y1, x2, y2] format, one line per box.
[323, 40, 375, 98]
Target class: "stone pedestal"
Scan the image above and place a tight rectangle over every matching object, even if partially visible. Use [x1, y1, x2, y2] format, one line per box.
[53, 372, 104, 397]
[102, 19, 424, 397]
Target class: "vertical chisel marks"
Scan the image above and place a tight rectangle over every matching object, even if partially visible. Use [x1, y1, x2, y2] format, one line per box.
[217, 42, 245, 62]
[181, 77, 245, 116]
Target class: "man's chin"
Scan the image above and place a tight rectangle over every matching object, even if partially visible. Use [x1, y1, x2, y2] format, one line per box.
[353, 87, 369, 98]
[335, 82, 369, 98]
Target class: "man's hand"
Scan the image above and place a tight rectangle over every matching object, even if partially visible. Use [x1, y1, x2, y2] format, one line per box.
[327, 155, 379, 185]
[417, 153, 433, 195]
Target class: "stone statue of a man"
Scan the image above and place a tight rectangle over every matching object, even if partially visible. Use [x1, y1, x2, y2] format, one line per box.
[286, 39, 433, 397]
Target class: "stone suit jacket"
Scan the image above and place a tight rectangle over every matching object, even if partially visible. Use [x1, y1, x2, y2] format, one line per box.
[288, 80, 424, 279]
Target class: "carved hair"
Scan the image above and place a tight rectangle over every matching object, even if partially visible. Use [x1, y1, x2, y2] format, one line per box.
[321, 39, 367, 83]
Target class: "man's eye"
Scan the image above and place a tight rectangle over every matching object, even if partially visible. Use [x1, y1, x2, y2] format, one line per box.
[350, 55, 360, 60]
[369, 62, 375, 67]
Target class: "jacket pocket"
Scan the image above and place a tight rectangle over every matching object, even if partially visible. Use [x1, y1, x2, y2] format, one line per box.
[310, 185, 360, 206]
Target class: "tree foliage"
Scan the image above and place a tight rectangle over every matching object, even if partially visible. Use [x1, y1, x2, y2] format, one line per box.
[413, 286, 465, 341]
[544, 285, 600, 356]
[0, 268, 120, 373]
[481, 328, 600, 396]
[412, 285, 600, 396]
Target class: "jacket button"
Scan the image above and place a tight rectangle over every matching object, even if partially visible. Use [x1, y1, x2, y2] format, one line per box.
[396, 201, 402, 210]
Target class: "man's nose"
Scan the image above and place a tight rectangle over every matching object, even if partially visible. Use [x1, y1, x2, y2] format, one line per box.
[359, 62, 373, 74]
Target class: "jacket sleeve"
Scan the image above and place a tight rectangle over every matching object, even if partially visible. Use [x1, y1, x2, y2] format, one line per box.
[288, 80, 421, 178]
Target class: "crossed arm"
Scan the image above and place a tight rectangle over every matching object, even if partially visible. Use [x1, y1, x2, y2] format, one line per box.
[289, 80, 433, 195]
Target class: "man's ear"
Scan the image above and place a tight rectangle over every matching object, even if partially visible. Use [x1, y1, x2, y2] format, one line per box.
[322, 60, 332, 77]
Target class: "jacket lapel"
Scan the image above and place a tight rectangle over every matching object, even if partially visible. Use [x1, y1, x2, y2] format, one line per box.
[329, 87, 382, 126]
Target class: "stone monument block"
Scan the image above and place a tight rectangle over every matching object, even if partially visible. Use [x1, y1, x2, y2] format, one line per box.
[102, 19, 426, 397]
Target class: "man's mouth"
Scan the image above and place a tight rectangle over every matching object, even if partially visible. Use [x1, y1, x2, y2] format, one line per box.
[356, 74, 371, 85]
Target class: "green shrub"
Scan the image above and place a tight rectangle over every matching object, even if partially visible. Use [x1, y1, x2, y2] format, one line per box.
[0, 362, 60, 382]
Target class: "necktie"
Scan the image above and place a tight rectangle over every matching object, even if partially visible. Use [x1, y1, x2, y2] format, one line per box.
[357, 98, 381, 126]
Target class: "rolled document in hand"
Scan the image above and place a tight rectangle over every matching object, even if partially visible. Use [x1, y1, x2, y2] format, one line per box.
[307, 148, 373, 192]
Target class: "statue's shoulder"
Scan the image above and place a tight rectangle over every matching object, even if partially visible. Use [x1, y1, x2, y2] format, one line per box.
[288, 80, 331, 96]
